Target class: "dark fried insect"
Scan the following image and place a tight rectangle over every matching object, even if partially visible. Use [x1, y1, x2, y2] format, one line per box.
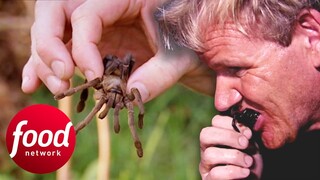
[54, 54, 144, 157]
[231, 108, 260, 132]
[231, 108, 262, 155]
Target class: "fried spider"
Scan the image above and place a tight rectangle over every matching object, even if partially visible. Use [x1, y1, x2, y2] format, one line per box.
[54, 54, 144, 157]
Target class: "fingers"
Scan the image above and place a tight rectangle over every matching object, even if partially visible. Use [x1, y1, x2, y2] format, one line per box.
[23, 1, 76, 94]
[33, 1, 75, 80]
[127, 47, 200, 102]
[201, 164, 251, 180]
[200, 115, 252, 149]
[211, 115, 253, 137]
[199, 146, 253, 180]
[22, 24, 71, 94]
[69, 0, 150, 81]
[200, 126, 250, 151]
[24, 0, 162, 95]
[200, 147, 253, 168]
[22, 53, 70, 94]
[70, 0, 133, 81]
[70, 1, 104, 81]
[199, 115, 255, 179]
[21, 57, 41, 93]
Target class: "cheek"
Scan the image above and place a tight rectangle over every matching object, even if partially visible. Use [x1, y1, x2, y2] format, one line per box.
[240, 70, 294, 127]
[242, 60, 299, 102]
[245, 72, 297, 115]
[240, 72, 276, 105]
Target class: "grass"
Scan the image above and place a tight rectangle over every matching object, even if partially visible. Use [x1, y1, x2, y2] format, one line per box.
[5, 76, 216, 180]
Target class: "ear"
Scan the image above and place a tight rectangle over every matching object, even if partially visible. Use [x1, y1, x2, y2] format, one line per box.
[295, 9, 320, 69]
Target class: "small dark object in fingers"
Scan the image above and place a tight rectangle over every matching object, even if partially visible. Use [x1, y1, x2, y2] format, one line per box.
[232, 108, 260, 132]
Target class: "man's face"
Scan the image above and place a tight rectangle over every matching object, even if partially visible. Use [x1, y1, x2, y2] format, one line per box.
[200, 24, 320, 149]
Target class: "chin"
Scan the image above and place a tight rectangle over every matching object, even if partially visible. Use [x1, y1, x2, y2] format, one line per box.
[259, 117, 298, 149]
[261, 128, 297, 149]
[261, 131, 286, 149]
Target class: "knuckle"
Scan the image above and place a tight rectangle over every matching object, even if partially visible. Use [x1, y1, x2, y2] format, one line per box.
[233, 148, 242, 156]
[70, 8, 85, 25]
[201, 147, 220, 166]
[207, 160, 248, 180]
[71, 44, 82, 59]
[35, 39, 50, 59]
[199, 127, 210, 139]
[202, 148, 213, 161]
[199, 161, 206, 172]
[199, 127, 213, 143]
[208, 168, 221, 179]
[211, 115, 220, 125]
[211, 115, 225, 126]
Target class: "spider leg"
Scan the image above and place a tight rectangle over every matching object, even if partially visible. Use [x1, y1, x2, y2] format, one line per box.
[232, 118, 240, 133]
[54, 78, 101, 100]
[113, 102, 123, 133]
[128, 88, 144, 129]
[77, 88, 88, 113]
[125, 100, 143, 157]
[75, 95, 107, 134]
[121, 53, 135, 81]
[103, 55, 120, 75]
[98, 94, 113, 119]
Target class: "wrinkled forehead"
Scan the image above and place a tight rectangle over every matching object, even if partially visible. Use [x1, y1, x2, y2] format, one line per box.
[200, 21, 263, 52]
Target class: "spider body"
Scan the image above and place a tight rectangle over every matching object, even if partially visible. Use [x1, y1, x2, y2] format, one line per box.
[54, 54, 144, 157]
[231, 108, 260, 133]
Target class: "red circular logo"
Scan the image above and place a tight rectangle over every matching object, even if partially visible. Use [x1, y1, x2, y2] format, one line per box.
[6, 104, 76, 174]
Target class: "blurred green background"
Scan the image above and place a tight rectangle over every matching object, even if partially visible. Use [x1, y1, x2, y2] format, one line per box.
[3, 79, 215, 180]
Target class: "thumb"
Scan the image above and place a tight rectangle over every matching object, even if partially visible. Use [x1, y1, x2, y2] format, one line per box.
[128, 47, 199, 102]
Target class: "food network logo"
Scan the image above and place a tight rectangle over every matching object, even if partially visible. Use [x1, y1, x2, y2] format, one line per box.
[6, 104, 76, 174]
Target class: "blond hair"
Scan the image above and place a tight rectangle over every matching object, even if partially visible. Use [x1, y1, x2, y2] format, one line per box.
[156, 0, 320, 52]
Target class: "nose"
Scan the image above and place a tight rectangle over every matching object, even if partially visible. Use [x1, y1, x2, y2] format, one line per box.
[214, 76, 242, 112]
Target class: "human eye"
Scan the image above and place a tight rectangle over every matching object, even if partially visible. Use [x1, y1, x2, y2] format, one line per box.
[227, 66, 247, 77]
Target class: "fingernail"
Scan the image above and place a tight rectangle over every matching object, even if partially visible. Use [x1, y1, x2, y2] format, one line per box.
[22, 76, 30, 88]
[46, 75, 61, 94]
[243, 128, 252, 139]
[85, 70, 95, 81]
[51, 61, 65, 78]
[241, 168, 250, 176]
[244, 155, 253, 166]
[130, 82, 149, 102]
[239, 136, 248, 147]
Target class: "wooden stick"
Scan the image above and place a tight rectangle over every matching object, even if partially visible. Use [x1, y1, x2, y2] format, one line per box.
[96, 101, 111, 180]
[57, 92, 73, 180]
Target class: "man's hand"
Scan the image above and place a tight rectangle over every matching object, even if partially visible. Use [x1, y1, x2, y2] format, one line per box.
[199, 115, 263, 179]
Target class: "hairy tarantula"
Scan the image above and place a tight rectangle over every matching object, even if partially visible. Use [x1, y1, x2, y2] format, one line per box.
[54, 54, 144, 157]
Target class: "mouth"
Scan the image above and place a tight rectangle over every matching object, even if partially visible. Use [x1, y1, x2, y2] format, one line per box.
[233, 108, 260, 131]
[253, 114, 264, 131]
[221, 106, 262, 132]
